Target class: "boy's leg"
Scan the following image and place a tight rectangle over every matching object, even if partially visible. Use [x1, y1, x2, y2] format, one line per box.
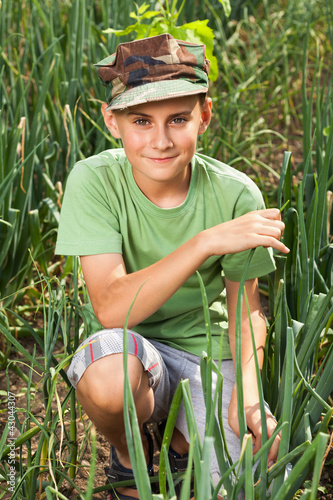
[67, 329, 170, 498]
[76, 353, 153, 468]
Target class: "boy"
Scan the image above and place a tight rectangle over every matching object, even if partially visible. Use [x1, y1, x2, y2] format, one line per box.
[55, 34, 288, 499]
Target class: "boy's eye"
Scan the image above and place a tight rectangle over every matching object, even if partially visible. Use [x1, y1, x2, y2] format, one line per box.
[171, 117, 186, 124]
[134, 118, 149, 125]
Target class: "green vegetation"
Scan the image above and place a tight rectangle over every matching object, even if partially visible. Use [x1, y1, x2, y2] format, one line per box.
[1, 0, 332, 498]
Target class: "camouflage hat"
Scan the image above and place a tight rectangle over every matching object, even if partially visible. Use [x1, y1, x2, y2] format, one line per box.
[95, 33, 210, 110]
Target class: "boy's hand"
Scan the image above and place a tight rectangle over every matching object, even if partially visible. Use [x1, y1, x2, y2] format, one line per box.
[228, 384, 280, 467]
[204, 208, 289, 257]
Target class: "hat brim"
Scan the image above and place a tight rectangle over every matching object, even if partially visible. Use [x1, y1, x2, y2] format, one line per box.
[106, 79, 208, 111]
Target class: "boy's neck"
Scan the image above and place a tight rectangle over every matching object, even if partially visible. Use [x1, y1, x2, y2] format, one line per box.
[132, 163, 192, 208]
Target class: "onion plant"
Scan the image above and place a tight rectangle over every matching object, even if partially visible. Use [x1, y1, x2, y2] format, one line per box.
[0, 262, 85, 499]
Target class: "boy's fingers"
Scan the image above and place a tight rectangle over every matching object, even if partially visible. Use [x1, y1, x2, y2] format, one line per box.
[247, 209, 287, 238]
[267, 415, 281, 466]
[249, 413, 281, 464]
[252, 434, 261, 456]
[262, 238, 290, 254]
[268, 434, 281, 466]
[257, 208, 282, 220]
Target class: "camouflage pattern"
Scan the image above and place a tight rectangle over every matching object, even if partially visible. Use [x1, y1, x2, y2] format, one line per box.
[95, 33, 210, 110]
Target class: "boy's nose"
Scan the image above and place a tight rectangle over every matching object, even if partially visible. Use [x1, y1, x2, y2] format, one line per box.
[151, 125, 173, 150]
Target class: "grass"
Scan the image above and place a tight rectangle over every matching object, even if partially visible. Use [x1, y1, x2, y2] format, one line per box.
[1, 0, 333, 498]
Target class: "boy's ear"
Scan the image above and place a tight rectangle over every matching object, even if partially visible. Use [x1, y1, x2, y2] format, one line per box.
[101, 102, 121, 139]
[198, 97, 212, 135]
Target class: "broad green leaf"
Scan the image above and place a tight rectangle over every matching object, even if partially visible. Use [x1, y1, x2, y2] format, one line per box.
[103, 24, 140, 37]
[138, 10, 161, 20]
[181, 21, 218, 81]
[137, 2, 151, 15]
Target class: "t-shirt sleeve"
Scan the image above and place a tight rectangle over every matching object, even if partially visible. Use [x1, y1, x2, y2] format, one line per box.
[55, 162, 122, 256]
[220, 181, 276, 281]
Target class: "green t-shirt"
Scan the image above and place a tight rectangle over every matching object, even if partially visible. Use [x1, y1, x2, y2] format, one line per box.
[55, 149, 275, 359]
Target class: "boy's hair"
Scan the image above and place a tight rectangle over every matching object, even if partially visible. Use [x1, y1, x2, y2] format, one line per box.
[198, 92, 208, 107]
[95, 33, 210, 111]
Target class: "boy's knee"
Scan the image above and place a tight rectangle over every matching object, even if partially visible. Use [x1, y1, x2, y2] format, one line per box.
[76, 353, 147, 415]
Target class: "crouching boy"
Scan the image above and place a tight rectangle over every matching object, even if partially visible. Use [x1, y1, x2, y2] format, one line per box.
[56, 33, 288, 499]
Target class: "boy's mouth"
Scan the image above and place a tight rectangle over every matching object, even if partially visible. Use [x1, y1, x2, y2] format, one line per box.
[147, 156, 177, 163]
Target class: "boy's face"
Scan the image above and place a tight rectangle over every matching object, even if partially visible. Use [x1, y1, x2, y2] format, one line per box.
[102, 95, 212, 197]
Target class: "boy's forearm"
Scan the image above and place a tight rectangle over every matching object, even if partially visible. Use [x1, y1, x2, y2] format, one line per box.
[229, 313, 266, 383]
[83, 232, 210, 329]
[226, 278, 266, 398]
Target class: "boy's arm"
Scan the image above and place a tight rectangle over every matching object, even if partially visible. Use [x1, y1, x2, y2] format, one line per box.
[80, 208, 288, 329]
[225, 277, 280, 465]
